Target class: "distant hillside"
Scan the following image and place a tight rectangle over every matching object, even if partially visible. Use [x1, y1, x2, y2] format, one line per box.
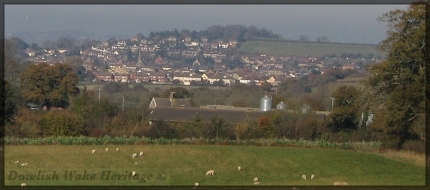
[6, 30, 129, 46]
[236, 39, 386, 57]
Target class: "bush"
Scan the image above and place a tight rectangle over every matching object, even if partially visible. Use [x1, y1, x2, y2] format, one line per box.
[402, 140, 425, 154]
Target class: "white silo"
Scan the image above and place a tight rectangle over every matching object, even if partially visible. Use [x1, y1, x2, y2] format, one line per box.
[260, 95, 272, 112]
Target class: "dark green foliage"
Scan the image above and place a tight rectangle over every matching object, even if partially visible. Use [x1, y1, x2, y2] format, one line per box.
[102, 82, 128, 94]
[39, 111, 85, 137]
[207, 115, 227, 140]
[20, 62, 80, 109]
[3, 80, 17, 124]
[324, 86, 361, 133]
[364, 3, 426, 149]
[148, 121, 178, 139]
[160, 87, 194, 99]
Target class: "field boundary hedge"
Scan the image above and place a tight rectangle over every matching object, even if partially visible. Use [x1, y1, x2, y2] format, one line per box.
[3, 136, 382, 152]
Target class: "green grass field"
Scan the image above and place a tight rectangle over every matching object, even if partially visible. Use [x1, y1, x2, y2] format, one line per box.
[4, 145, 425, 186]
[237, 40, 385, 57]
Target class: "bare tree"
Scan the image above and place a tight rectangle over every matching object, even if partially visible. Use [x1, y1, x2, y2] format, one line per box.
[316, 36, 329, 43]
[299, 35, 310, 42]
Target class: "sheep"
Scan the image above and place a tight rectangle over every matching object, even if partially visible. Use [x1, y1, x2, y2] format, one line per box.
[205, 170, 215, 175]
[21, 163, 28, 166]
[21, 183, 27, 187]
[301, 175, 306, 180]
[14, 160, 20, 164]
[135, 162, 138, 165]
[105, 148, 109, 152]
[253, 177, 259, 183]
[139, 151, 144, 156]
[193, 182, 199, 189]
[132, 153, 137, 159]
[311, 174, 315, 180]
[333, 181, 349, 186]
[91, 149, 96, 154]
[237, 166, 241, 171]
[254, 182, 260, 185]
[132, 171, 136, 177]
[116, 148, 120, 152]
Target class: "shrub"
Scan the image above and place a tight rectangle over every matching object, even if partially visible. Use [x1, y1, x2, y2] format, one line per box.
[402, 140, 425, 154]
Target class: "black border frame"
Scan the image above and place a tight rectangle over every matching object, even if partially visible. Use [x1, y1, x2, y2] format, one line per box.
[1, 0, 428, 190]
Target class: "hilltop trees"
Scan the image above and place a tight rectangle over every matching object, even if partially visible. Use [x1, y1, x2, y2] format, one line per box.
[364, 2, 426, 149]
[20, 62, 80, 109]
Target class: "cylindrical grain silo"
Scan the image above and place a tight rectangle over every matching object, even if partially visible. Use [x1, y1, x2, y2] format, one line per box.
[260, 95, 272, 112]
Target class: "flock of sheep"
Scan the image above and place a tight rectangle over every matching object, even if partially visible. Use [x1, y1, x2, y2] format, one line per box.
[12, 160, 30, 187]
[194, 166, 328, 187]
[13, 147, 349, 187]
[91, 147, 144, 176]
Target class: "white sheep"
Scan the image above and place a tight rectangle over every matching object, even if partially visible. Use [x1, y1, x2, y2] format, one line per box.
[206, 170, 215, 175]
[139, 151, 144, 156]
[116, 148, 120, 152]
[311, 174, 315, 179]
[21, 163, 28, 166]
[253, 177, 259, 183]
[91, 149, 96, 154]
[14, 160, 20, 164]
[238, 166, 241, 171]
[105, 148, 109, 152]
[132, 153, 137, 159]
[132, 171, 136, 177]
[21, 183, 27, 186]
[254, 182, 260, 185]
[135, 162, 138, 165]
[301, 175, 306, 180]
[333, 181, 349, 186]
[193, 182, 199, 189]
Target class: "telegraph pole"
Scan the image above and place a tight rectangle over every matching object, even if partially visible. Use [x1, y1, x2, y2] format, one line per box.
[122, 97, 125, 112]
[98, 89, 101, 102]
[329, 97, 335, 111]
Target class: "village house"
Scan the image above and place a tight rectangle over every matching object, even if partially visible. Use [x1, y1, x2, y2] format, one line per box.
[184, 36, 192, 43]
[92, 70, 113, 82]
[113, 73, 129, 83]
[149, 72, 168, 83]
[173, 73, 201, 85]
[266, 76, 281, 86]
[167, 36, 177, 43]
[129, 72, 150, 83]
[342, 63, 355, 70]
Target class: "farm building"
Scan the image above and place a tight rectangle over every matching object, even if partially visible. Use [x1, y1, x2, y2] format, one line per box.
[148, 95, 327, 125]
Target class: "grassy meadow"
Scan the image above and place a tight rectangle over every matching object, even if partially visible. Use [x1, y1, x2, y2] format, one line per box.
[237, 40, 385, 57]
[4, 145, 426, 186]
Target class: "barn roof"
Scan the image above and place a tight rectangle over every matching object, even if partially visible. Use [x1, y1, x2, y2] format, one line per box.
[149, 107, 264, 124]
[150, 98, 192, 108]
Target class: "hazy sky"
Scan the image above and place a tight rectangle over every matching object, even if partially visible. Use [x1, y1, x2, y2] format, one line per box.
[5, 4, 409, 44]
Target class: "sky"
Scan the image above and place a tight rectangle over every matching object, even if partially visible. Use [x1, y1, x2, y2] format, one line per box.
[5, 4, 410, 45]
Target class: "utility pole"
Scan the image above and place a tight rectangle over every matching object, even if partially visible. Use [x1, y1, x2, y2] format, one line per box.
[122, 97, 125, 112]
[329, 97, 335, 111]
[98, 89, 101, 102]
